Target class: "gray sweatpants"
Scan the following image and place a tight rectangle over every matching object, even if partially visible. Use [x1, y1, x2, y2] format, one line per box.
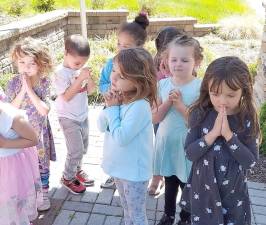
[114, 178, 149, 225]
[58, 117, 89, 180]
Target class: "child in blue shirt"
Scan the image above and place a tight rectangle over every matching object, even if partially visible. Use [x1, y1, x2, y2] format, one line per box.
[98, 48, 157, 225]
[99, 12, 150, 188]
[99, 12, 149, 93]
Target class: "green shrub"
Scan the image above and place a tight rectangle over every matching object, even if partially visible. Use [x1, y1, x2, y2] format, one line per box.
[138, 0, 156, 16]
[91, 0, 105, 10]
[88, 92, 104, 105]
[8, 1, 26, 16]
[248, 60, 258, 81]
[32, 0, 55, 12]
[217, 15, 263, 40]
[197, 47, 216, 78]
[0, 73, 14, 90]
[259, 102, 266, 156]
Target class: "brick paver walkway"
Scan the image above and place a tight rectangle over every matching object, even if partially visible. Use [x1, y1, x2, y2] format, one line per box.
[33, 103, 266, 225]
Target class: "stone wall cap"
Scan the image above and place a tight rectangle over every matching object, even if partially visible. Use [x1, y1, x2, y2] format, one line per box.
[149, 17, 197, 23]
[68, 9, 129, 17]
[193, 23, 220, 29]
[0, 10, 68, 40]
[0, 29, 19, 42]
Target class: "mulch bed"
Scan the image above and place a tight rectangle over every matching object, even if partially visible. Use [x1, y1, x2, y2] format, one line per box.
[247, 154, 266, 183]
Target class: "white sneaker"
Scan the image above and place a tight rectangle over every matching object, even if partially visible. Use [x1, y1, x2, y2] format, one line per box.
[38, 191, 51, 211]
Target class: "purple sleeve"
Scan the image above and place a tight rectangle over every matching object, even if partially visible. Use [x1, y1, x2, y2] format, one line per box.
[40, 77, 51, 104]
[5, 75, 22, 103]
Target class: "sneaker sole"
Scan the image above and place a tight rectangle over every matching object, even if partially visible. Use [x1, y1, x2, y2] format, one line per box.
[82, 181, 95, 187]
[38, 205, 51, 211]
[61, 182, 86, 195]
[100, 184, 116, 189]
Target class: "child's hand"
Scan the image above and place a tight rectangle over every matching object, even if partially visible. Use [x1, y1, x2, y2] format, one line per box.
[204, 109, 223, 146]
[103, 91, 121, 107]
[86, 75, 96, 94]
[114, 91, 123, 103]
[20, 76, 27, 94]
[211, 109, 223, 138]
[112, 90, 123, 104]
[22, 75, 32, 93]
[79, 67, 92, 81]
[221, 107, 233, 141]
[169, 90, 184, 110]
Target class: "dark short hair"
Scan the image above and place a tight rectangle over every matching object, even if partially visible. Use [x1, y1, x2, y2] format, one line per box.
[155, 26, 184, 53]
[65, 34, 90, 57]
[119, 13, 149, 46]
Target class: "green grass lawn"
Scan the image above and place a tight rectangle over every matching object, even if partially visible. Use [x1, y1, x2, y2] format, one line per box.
[0, 0, 253, 23]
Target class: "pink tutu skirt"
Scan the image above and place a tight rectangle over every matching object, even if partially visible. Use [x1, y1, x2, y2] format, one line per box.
[0, 147, 42, 225]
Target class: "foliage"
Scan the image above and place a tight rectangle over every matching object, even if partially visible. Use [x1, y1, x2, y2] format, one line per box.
[248, 60, 258, 81]
[8, 1, 26, 16]
[32, 0, 55, 12]
[0, 74, 13, 90]
[91, 0, 105, 10]
[137, 0, 156, 16]
[197, 47, 216, 78]
[259, 103, 266, 155]
[217, 15, 263, 40]
[0, 0, 253, 23]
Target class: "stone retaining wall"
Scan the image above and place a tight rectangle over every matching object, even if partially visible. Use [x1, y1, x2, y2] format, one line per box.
[0, 9, 215, 75]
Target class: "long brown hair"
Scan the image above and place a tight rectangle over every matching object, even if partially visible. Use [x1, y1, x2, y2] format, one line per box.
[190, 56, 260, 138]
[114, 47, 157, 106]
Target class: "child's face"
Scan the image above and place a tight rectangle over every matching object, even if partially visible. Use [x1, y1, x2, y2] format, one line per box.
[117, 32, 137, 52]
[64, 52, 88, 70]
[17, 54, 39, 77]
[168, 45, 198, 79]
[209, 81, 242, 115]
[111, 62, 135, 93]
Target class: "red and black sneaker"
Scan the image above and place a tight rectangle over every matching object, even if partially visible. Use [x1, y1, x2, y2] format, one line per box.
[76, 170, 95, 187]
[61, 177, 86, 194]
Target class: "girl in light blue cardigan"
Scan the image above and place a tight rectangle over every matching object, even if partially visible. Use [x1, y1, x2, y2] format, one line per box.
[98, 48, 157, 225]
[98, 13, 150, 189]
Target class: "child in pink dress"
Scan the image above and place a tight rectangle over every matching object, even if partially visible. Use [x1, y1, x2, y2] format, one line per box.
[0, 100, 42, 225]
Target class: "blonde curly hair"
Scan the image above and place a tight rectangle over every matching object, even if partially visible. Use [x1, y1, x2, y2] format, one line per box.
[11, 37, 53, 76]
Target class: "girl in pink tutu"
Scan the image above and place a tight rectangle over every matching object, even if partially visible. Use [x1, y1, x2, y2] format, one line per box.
[0, 99, 42, 225]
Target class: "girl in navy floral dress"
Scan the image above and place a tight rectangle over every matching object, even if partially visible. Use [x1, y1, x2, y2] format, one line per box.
[180, 56, 260, 225]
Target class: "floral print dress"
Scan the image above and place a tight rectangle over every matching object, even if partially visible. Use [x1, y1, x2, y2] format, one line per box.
[6, 75, 56, 190]
[180, 109, 259, 225]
